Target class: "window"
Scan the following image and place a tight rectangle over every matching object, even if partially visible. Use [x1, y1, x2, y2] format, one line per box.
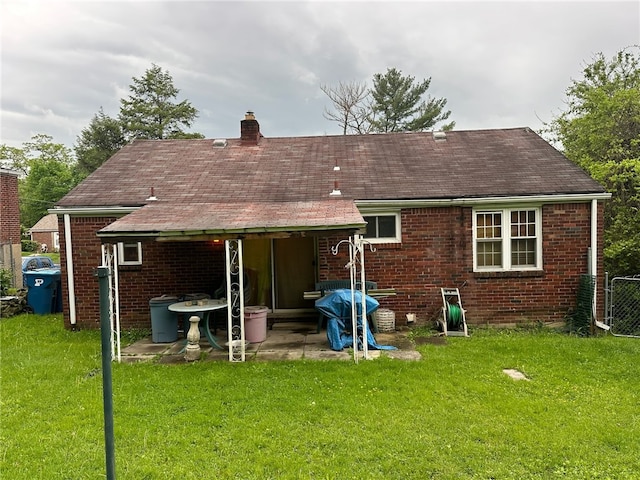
[362, 213, 401, 243]
[118, 242, 142, 265]
[473, 208, 541, 271]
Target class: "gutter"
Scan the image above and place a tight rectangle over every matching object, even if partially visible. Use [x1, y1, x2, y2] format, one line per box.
[355, 192, 611, 210]
[49, 206, 141, 216]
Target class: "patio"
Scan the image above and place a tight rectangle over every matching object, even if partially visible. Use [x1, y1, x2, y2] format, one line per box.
[120, 321, 422, 363]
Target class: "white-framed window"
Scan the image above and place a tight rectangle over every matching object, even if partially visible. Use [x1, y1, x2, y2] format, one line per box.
[118, 242, 142, 266]
[473, 207, 542, 271]
[362, 213, 401, 243]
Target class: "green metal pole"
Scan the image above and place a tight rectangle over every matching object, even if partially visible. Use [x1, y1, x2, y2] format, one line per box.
[96, 266, 116, 480]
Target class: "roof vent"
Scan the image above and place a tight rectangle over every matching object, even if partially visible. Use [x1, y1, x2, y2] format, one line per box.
[329, 180, 342, 196]
[433, 131, 447, 142]
[213, 139, 227, 148]
[145, 187, 158, 201]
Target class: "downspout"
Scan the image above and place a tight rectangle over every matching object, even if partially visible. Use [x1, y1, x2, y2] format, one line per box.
[63, 214, 77, 328]
[591, 199, 609, 330]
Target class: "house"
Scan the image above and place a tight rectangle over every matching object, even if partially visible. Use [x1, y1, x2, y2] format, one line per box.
[28, 213, 60, 252]
[52, 113, 609, 331]
[1, 168, 22, 288]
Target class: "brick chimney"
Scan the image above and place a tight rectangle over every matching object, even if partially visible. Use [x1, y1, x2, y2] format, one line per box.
[240, 111, 261, 145]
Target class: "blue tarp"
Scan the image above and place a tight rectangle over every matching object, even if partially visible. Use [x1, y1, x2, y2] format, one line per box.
[315, 289, 397, 352]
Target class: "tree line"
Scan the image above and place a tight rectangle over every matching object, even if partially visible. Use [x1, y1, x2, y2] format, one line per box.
[1, 50, 638, 276]
[1, 64, 201, 228]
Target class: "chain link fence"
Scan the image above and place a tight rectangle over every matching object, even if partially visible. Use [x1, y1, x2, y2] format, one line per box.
[605, 275, 640, 337]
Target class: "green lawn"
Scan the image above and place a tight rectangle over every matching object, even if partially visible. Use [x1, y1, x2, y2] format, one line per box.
[1, 314, 639, 479]
[21, 251, 60, 264]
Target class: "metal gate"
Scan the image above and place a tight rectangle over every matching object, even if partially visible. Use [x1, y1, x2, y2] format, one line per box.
[605, 275, 640, 337]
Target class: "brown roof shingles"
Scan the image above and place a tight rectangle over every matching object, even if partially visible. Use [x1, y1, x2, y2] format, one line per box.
[58, 127, 605, 210]
[98, 199, 365, 236]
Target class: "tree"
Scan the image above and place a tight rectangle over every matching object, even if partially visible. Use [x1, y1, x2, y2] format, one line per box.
[320, 81, 372, 134]
[549, 47, 640, 276]
[369, 68, 454, 133]
[0, 144, 29, 175]
[119, 63, 201, 140]
[74, 107, 126, 177]
[1, 135, 82, 228]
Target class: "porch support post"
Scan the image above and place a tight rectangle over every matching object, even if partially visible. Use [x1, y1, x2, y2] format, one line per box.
[348, 236, 358, 363]
[225, 239, 246, 362]
[355, 234, 369, 360]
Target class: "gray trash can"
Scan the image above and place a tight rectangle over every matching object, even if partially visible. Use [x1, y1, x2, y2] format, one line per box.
[149, 295, 179, 343]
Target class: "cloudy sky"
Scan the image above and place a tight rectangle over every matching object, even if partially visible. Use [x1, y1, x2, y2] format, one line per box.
[1, 0, 638, 150]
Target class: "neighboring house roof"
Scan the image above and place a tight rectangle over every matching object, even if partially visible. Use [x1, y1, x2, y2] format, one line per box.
[54, 125, 607, 238]
[28, 213, 59, 233]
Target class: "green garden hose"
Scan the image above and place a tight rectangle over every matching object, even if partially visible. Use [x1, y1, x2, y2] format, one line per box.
[446, 303, 462, 328]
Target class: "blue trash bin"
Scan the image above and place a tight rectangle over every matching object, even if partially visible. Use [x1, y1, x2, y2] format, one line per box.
[25, 268, 61, 314]
[149, 295, 179, 343]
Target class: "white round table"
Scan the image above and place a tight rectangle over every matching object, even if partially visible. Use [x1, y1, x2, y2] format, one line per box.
[168, 299, 227, 349]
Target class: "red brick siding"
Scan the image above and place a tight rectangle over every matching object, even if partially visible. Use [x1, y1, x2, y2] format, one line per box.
[31, 232, 57, 250]
[0, 172, 21, 243]
[59, 216, 225, 329]
[320, 202, 604, 326]
[62, 201, 605, 330]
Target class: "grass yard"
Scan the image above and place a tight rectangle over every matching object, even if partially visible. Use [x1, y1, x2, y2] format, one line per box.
[1, 314, 639, 479]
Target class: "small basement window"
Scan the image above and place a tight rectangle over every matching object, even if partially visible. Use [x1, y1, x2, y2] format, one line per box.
[118, 242, 142, 266]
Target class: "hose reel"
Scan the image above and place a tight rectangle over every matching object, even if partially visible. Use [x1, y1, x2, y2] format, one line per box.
[445, 302, 463, 329]
[440, 288, 468, 337]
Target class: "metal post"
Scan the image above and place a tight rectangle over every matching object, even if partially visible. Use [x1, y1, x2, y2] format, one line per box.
[96, 266, 116, 480]
[349, 237, 359, 363]
[356, 234, 369, 360]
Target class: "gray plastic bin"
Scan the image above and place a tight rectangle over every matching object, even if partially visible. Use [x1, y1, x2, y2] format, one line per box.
[149, 295, 179, 343]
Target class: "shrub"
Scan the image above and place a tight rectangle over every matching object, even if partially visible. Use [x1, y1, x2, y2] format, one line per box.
[0, 268, 13, 296]
[21, 240, 39, 252]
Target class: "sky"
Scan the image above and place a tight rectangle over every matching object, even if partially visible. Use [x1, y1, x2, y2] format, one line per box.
[1, 0, 639, 151]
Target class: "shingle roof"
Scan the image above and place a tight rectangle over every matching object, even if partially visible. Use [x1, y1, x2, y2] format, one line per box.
[57, 127, 605, 210]
[29, 213, 59, 232]
[98, 199, 365, 238]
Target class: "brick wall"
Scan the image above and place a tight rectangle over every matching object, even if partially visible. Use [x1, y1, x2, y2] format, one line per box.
[60, 216, 225, 329]
[31, 232, 55, 250]
[0, 171, 21, 243]
[0, 170, 22, 285]
[62, 201, 604, 330]
[319, 202, 604, 327]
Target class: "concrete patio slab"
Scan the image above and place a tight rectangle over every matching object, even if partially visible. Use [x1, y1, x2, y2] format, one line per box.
[119, 321, 422, 363]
